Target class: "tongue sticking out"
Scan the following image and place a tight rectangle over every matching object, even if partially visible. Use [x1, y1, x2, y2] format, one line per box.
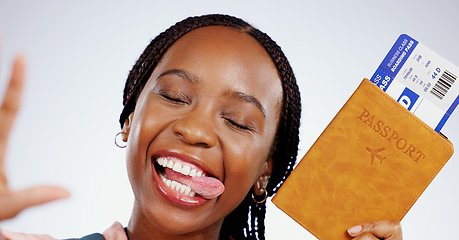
[164, 168, 225, 199]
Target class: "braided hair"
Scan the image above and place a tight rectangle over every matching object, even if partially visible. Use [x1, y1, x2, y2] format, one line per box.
[119, 14, 301, 240]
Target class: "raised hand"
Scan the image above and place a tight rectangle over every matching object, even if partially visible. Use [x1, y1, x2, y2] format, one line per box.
[0, 46, 70, 220]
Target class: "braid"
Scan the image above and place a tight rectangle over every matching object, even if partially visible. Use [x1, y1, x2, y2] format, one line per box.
[119, 14, 301, 240]
[245, 27, 301, 195]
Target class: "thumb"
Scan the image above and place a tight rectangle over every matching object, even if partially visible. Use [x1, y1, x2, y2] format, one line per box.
[0, 185, 70, 220]
[347, 220, 402, 239]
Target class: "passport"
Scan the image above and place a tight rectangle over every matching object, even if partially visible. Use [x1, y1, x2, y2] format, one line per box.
[272, 79, 454, 240]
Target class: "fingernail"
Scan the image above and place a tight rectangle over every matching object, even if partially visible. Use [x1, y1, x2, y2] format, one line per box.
[348, 225, 362, 235]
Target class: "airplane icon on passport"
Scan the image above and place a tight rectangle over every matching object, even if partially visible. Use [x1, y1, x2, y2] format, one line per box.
[366, 147, 386, 165]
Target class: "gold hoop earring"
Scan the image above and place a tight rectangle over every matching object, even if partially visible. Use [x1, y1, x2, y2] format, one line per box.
[252, 189, 268, 204]
[114, 132, 127, 148]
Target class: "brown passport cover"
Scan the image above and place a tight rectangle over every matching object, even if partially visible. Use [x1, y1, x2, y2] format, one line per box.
[272, 78, 454, 240]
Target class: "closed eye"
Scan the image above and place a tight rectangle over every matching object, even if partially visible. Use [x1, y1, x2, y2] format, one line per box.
[159, 91, 190, 105]
[223, 117, 255, 132]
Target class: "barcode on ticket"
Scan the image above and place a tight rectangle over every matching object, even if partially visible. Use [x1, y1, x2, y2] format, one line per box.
[431, 70, 457, 100]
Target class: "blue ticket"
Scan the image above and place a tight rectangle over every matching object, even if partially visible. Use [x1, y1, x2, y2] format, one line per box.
[370, 34, 459, 132]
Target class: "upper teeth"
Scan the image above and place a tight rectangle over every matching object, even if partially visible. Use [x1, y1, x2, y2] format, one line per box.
[157, 157, 206, 177]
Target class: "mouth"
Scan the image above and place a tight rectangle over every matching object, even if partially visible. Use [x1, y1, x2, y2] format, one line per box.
[153, 156, 225, 201]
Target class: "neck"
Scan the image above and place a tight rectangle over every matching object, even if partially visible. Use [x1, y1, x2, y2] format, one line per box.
[127, 202, 223, 240]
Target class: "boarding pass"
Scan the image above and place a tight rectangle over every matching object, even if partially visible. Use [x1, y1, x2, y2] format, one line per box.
[370, 34, 459, 132]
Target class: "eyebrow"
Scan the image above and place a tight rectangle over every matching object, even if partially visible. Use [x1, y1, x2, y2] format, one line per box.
[156, 69, 199, 83]
[226, 91, 266, 119]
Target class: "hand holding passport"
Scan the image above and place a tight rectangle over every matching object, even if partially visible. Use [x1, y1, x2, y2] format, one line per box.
[272, 35, 457, 240]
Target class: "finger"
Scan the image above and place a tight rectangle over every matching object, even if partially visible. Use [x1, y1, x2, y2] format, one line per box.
[0, 185, 70, 220]
[348, 221, 403, 240]
[0, 54, 25, 141]
[102, 222, 126, 240]
[0, 55, 26, 192]
[1, 228, 57, 240]
[349, 232, 380, 240]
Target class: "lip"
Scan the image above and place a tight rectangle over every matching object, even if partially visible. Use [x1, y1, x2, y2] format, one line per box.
[151, 150, 219, 207]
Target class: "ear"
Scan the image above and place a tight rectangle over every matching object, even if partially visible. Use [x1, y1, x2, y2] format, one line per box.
[252, 156, 273, 196]
[121, 113, 134, 142]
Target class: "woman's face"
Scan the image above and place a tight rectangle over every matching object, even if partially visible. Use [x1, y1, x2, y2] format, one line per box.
[124, 26, 283, 237]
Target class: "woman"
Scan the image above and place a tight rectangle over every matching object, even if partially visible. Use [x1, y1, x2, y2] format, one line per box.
[0, 14, 402, 240]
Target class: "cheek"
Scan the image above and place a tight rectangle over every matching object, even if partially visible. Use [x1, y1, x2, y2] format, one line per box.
[125, 101, 170, 188]
[221, 134, 273, 198]
[126, 95, 174, 154]
[221, 112, 279, 201]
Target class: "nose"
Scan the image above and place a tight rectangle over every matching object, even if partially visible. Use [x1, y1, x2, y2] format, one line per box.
[172, 108, 217, 148]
